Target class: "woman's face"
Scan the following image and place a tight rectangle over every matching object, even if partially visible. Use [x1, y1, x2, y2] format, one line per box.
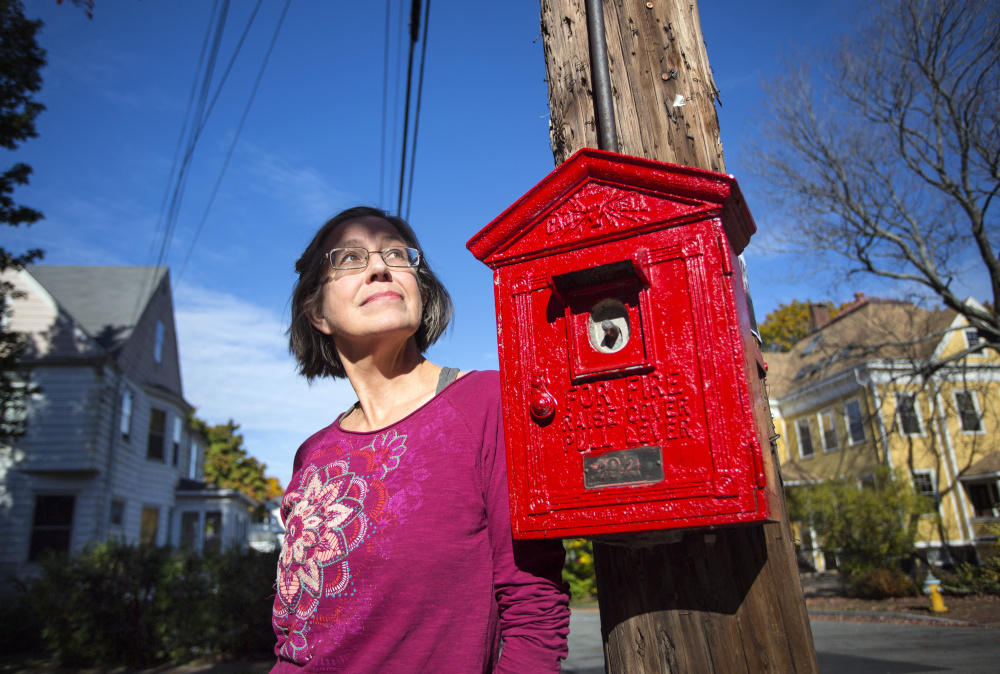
[308, 215, 424, 351]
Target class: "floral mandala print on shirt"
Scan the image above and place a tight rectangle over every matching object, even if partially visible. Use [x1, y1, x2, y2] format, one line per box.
[273, 430, 409, 663]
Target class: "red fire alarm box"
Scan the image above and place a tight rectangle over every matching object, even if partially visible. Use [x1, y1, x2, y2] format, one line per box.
[467, 148, 780, 539]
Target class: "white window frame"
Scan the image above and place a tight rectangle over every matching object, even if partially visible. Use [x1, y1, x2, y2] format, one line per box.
[911, 469, 940, 515]
[172, 415, 183, 466]
[188, 439, 200, 480]
[796, 417, 815, 459]
[965, 328, 985, 357]
[819, 408, 838, 452]
[154, 320, 165, 363]
[895, 393, 924, 437]
[953, 389, 984, 434]
[964, 480, 1000, 519]
[119, 389, 133, 440]
[843, 397, 866, 445]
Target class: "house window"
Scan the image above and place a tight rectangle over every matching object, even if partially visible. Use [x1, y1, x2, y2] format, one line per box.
[109, 499, 125, 527]
[965, 328, 985, 357]
[204, 511, 223, 553]
[897, 394, 923, 435]
[140, 507, 159, 545]
[844, 398, 866, 444]
[819, 409, 838, 451]
[1, 376, 28, 436]
[120, 389, 133, 439]
[147, 408, 166, 461]
[912, 470, 939, 513]
[797, 418, 814, 458]
[28, 495, 75, 561]
[965, 481, 1000, 518]
[172, 415, 182, 466]
[188, 439, 200, 480]
[154, 321, 165, 363]
[181, 512, 200, 550]
[954, 390, 983, 433]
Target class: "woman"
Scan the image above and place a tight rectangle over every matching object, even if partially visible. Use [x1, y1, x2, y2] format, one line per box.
[272, 206, 570, 672]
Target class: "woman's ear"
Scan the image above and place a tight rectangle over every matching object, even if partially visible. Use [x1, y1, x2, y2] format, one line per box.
[306, 300, 334, 336]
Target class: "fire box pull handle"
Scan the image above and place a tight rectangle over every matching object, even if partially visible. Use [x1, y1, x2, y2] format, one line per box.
[529, 371, 557, 421]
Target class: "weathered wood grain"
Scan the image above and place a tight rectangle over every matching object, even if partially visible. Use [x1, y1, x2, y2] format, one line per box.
[539, 1, 819, 672]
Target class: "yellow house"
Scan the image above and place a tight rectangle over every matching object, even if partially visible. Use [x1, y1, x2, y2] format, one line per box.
[765, 295, 999, 569]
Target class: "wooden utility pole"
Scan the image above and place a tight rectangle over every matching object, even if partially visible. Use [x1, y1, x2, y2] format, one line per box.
[539, 1, 819, 672]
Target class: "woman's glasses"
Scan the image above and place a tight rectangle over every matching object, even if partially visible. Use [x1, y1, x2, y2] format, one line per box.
[325, 246, 421, 271]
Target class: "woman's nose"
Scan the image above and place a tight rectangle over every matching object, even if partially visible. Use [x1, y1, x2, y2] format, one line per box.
[367, 250, 391, 278]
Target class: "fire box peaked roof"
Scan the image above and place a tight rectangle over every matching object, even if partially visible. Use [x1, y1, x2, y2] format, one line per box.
[467, 148, 756, 267]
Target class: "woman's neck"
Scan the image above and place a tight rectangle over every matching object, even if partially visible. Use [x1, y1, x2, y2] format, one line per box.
[338, 340, 441, 432]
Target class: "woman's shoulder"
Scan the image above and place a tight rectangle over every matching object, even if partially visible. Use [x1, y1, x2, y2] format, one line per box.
[445, 369, 500, 396]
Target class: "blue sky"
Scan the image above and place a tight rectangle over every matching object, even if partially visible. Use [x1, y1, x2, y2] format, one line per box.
[8, 0, 872, 484]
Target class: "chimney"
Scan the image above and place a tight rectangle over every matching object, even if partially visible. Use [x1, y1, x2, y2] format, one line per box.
[809, 303, 831, 331]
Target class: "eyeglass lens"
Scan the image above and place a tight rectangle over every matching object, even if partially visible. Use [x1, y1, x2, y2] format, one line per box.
[329, 247, 420, 270]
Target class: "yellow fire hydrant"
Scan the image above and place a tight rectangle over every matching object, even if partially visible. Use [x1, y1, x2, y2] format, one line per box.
[923, 571, 948, 613]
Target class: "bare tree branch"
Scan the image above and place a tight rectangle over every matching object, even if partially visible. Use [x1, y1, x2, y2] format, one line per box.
[753, 0, 1000, 346]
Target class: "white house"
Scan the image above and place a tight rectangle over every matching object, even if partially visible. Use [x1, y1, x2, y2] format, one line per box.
[0, 266, 255, 583]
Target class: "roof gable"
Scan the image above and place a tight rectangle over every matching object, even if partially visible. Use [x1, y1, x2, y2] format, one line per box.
[467, 148, 756, 266]
[27, 266, 168, 353]
[769, 299, 957, 399]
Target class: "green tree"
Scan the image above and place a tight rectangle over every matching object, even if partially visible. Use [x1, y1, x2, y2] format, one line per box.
[759, 299, 847, 352]
[0, 0, 45, 439]
[788, 467, 928, 580]
[190, 416, 276, 504]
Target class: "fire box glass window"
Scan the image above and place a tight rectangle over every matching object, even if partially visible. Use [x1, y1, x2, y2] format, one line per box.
[797, 418, 814, 458]
[965, 481, 1000, 518]
[28, 495, 75, 561]
[897, 394, 922, 435]
[820, 409, 837, 451]
[955, 391, 982, 433]
[844, 399, 865, 444]
[147, 408, 166, 460]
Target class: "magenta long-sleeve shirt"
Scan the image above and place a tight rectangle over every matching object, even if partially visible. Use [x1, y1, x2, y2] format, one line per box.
[271, 370, 570, 672]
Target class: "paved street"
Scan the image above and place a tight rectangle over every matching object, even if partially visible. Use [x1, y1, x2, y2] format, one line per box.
[562, 609, 1000, 673]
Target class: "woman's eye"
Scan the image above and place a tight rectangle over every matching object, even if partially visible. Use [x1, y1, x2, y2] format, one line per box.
[383, 248, 405, 260]
[335, 250, 362, 265]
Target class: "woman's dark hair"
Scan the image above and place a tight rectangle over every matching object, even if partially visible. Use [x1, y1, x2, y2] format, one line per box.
[289, 206, 453, 380]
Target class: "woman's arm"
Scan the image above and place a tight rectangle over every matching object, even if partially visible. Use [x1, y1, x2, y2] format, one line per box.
[483, 395, 571, 673]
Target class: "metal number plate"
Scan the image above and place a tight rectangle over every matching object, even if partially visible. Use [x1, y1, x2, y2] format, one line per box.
[583, 445, 664, 489]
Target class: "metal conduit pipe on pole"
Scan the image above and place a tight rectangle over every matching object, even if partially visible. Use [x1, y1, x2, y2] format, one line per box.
[584, 0, 617, 152]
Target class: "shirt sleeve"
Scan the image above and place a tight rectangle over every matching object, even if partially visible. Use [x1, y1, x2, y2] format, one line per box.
[482, 382, 571, 673]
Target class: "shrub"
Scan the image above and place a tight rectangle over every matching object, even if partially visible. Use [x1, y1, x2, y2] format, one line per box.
[787, 466, 924, 580]
[563, 539, 597, 601]
[30, 540, 279, 669]
[0, 577, 45, 657]
[941, 525, 1000, 597]
[846, 567, 919, 599]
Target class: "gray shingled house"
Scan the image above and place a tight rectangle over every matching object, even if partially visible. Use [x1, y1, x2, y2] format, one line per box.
[0, 266, 255, 583]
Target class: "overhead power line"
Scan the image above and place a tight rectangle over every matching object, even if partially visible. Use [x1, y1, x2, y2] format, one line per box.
[404, 0, 430, 220]
[175, 0, 292, 285]
[396, 0, 422, 217]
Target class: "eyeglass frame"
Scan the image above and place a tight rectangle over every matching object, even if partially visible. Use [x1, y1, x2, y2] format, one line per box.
[324, 246, 422, 272]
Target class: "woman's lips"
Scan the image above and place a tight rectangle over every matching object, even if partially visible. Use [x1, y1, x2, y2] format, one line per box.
[362, 291, 402, 305]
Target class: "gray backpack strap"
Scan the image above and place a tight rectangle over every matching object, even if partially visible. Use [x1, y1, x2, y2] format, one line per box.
[436, 367, 460, 394]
